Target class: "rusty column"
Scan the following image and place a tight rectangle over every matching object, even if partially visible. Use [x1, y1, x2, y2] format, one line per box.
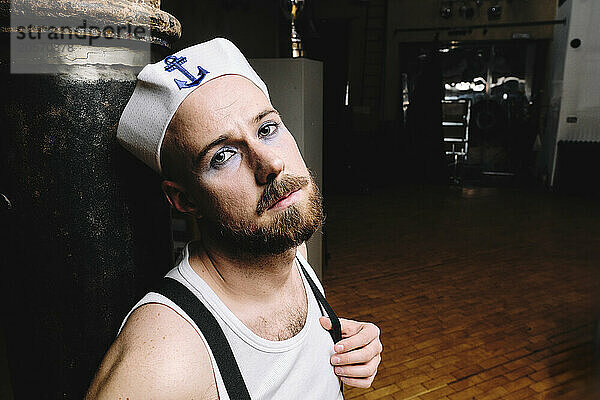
[0, 1, 180, 398]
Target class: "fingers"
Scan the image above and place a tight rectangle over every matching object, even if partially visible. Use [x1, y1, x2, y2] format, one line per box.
[337, 355, 380, 389]
[319, 316, 332, 330]
[321, 317, 379, 343]
[334, 354, 380, 378]
[321, 317, 383, 389]
[338, 318, 365, 338]
[331, 336, 382, 366]
[335, 322, 380, 353]
[339, 371, 378, 389]
[320, 317, 359, 337]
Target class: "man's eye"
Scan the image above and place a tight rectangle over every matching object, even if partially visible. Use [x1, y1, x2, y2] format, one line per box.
[211, 149, 236, 167]
[258, 122, 279, 138]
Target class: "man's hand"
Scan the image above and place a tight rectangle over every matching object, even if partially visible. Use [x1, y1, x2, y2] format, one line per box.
[320, 317, 382, 388]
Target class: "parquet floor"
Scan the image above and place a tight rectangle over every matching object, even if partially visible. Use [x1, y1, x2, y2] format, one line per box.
[323, 185, 600, 400]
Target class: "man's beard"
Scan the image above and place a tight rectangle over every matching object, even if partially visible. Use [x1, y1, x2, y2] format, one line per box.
[201, 174, 324, 257]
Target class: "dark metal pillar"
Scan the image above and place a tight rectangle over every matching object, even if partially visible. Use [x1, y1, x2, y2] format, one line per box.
[0, 1, 180, 398]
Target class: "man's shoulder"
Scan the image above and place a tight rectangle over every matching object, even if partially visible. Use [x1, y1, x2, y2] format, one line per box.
[120, 301, 209, 353]
[87, 303, 217, 399]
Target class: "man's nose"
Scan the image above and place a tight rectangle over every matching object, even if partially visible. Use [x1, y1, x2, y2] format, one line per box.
[251, 143, 285, 185]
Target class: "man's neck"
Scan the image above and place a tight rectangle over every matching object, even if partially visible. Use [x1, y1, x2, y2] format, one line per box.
[188, 238, 299, 303]
[187, 237, 309, 341]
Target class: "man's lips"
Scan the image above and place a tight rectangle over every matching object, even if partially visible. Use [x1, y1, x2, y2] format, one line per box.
[256, 175, 309, 215]
[267, 189, 301, 210]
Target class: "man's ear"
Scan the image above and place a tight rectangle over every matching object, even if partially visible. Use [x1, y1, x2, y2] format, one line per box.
[161, 180, 202, 218]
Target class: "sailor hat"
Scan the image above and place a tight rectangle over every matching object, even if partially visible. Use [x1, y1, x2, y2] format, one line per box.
[117, 38, 270, 174]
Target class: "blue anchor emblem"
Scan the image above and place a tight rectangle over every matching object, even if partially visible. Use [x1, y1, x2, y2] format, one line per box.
[163, 55, 210, 90]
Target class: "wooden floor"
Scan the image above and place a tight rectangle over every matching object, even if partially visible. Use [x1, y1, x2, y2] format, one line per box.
[323, 185, 600, 400]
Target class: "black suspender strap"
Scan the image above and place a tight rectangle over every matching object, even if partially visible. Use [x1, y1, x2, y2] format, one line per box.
[153, 277, 252, 400]
[296, 257, 343, 344]
[296, 260, 345, 396]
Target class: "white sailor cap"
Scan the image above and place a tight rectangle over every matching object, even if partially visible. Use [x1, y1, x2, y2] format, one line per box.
[117, 37, 270, 174]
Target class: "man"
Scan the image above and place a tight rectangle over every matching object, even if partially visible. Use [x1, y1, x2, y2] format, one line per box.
[86, 38, 381, 399]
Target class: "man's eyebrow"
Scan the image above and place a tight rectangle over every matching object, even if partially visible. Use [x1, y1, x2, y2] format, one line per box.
[194, 134, 229, 167]
[252, 108, 280, 125]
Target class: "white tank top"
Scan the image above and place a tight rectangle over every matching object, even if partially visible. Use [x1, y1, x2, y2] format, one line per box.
[119, 243, 343, 400]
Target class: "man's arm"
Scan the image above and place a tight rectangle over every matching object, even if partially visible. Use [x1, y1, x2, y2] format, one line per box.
[85, 303, 217, 400]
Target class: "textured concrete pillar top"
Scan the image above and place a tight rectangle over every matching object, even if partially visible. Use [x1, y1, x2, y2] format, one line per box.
[1, 0, 181, 47]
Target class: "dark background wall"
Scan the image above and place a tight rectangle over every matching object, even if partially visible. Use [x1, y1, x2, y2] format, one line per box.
[159, 0, 568, 194]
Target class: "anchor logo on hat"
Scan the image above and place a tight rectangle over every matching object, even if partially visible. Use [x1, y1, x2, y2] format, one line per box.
[164, 55, 210, 90]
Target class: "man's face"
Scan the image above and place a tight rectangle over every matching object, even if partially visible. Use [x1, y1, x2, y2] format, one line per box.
[166, 75, 323, 256]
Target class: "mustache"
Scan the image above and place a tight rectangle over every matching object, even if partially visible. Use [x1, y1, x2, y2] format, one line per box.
[256, 174, 309, 216]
